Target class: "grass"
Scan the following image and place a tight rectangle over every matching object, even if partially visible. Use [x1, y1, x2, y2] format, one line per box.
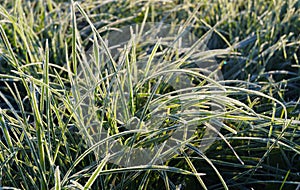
[0, 0, 299, 189]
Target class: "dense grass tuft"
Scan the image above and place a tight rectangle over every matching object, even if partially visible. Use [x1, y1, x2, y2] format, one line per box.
[0, 0, 299, 189]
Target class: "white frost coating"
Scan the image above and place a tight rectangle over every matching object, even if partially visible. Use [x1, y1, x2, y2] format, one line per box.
[73, 22, 225, 167]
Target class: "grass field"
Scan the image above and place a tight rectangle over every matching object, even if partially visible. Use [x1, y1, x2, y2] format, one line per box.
[0, 0, 299, 189]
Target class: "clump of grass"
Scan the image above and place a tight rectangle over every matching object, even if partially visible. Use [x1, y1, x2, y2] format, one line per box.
[0, 0, 299, 190]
